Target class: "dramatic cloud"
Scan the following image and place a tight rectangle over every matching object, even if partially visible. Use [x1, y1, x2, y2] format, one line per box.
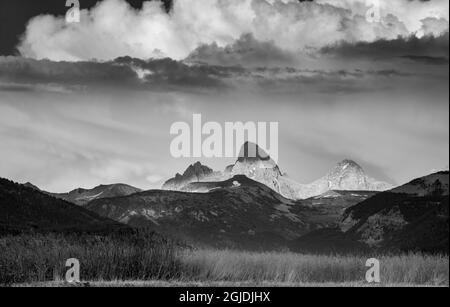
[421, 17, 450, 36]
[321, 32, 449, 62]
[0, 55, 423, 96]
[318, 0, 449, 34]
[1, 61, 448, 191]
[0, 56, 235, 92]
[2, 0, 448, 191]
[186, 33, 299, 67]
[17, 0, 449, 62]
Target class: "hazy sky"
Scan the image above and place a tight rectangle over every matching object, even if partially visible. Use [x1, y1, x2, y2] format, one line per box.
[0, 0, 449, 192]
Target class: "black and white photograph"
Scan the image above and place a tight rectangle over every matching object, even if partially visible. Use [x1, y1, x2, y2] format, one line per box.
[0, 0, 449, 292]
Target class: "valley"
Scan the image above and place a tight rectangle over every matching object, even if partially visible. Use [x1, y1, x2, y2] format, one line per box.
[1, 144, 448, 286]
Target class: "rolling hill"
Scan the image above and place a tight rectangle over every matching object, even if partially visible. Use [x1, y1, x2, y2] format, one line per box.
[51, 183, 142, 206]
[87, 175, 317, 250]
[0, 178, 127, 234]
[341, 171, 449, 253]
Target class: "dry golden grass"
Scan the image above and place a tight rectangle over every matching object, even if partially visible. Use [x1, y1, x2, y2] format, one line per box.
[0, 231, 181, 285]
[1, 233, 448, 287]
[178, 249, 449, 286]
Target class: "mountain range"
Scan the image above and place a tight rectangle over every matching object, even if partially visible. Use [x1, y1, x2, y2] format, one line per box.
[162, 142, 392, 200]
[1, 142, 447, 253]
[88, 175, 307, 250]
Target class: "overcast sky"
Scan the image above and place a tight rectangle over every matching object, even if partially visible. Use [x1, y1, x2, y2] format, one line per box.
[0, 0, 449, 192]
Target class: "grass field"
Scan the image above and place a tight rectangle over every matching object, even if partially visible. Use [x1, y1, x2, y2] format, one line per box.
[1, 232, 448, 287]
[0, 231, 182, 285]
[179, 249, 449, 286]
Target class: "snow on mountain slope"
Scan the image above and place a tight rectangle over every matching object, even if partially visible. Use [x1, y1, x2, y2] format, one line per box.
[231, 142, 284, 194]
[162, 143, 393, 200]
[162, 162, 224, 191]
[296, 160, 392, 199]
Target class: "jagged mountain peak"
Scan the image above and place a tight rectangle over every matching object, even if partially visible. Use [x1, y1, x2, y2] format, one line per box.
[161, 153, 392, 200]
[312, 159, 392, 193]
[329, 159, 365, 176]
[335, 159, 363, 170]
[181, 162, 214, 181]
[237, 141, 271, 162]
[183, 162, 213, 177]
[232, 142, 282, 194]
[234, 142, 279, 171]
[323, 159, 367, 186]
[162, 162, 216, 191]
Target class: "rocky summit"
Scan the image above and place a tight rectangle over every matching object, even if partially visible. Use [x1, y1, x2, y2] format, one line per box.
[162, 162, 218, 191]
[297, 159, 393, 199]
[231, 142, 283, 194]
[162, 143, 392, 200]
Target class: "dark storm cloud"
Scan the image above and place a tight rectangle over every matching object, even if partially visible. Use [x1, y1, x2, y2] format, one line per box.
[0, 55, 417, 96]
[321, 32, 449, 64]
[0, 56, 233, 92]
[0, 57, 136, 85]
[400, 55, 449, 65]
[115, 56, 242, 89]
[186, 33, 299, 68]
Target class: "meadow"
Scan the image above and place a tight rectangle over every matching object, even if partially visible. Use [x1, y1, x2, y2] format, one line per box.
[179, 250, 449, 286]
[0, 230, 182, 285]
[1, 232, 448, 287]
